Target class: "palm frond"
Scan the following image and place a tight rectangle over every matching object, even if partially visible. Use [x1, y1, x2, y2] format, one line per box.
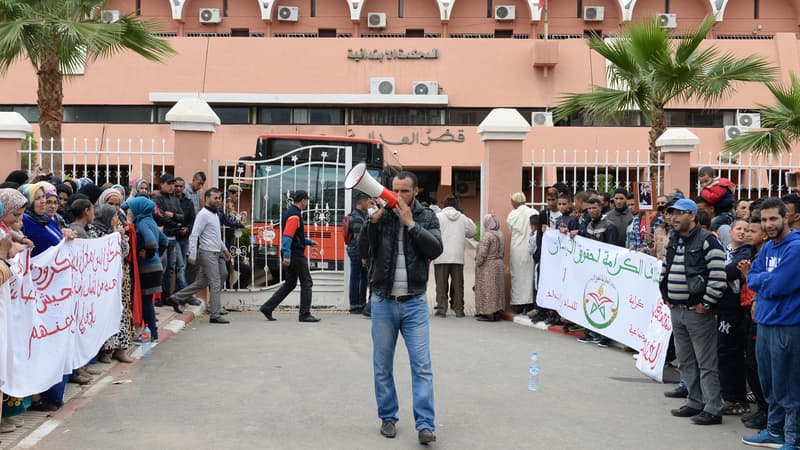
[692, 54, 776, 105]
[724, 128, 796, 156]
[674, 16, 716, 64]
[552, 87, 649, 123]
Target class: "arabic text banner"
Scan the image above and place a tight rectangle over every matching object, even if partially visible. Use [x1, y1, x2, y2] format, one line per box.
[1, 234, 122, 397]
[536, 230, 672, 381]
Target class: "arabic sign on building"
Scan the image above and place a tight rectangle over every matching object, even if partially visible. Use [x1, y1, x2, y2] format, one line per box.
[536, 229, 671, 382]
[347, 48, 439, 61]
[0, 234, 122, 397]
[348, 128, 466, 146]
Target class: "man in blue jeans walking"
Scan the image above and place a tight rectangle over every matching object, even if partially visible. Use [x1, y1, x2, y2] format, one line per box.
[364, 171, 442, 445]
[346, 192, 371, 314]
[742, 198, 800, 449]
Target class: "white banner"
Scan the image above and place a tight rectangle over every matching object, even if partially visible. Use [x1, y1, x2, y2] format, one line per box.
[1, 234, 122, 397]
[536, 229, 672, 381]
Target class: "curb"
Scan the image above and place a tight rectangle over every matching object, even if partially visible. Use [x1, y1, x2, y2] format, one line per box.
[9, 302, 206, 449]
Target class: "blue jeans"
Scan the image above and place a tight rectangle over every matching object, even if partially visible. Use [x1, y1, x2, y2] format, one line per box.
[371, 292, 435, 430]
[175, 238, 189, 290]
[347, 247, 367, 309]
[757, 324, 800, 445]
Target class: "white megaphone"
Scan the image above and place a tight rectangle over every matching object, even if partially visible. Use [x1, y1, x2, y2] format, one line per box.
[344, 162, 398, 208]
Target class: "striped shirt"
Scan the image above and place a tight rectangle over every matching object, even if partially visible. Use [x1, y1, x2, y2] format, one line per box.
[662, 230, 726, 306]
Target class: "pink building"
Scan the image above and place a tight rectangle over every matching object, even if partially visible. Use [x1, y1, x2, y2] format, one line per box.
[2, 0, 800, 220]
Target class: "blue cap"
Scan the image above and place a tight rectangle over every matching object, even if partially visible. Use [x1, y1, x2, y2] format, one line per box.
[667, 198, 697, 214]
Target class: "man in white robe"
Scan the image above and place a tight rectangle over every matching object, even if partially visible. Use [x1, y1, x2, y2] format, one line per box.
[506, 192, 538, 309]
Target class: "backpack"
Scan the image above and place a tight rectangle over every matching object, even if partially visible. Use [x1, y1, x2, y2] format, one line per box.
[343, 213, 353, 244]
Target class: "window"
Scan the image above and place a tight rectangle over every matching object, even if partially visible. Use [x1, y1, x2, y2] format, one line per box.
[0, 105, 39, 123]
[63, 106, 152, 123]
[447, 108, 491, 126]
[212, 106, 251, 124]
[406, 29, 424, 37]
[350, 108, 444, 125]
[257, 108, 343, 125]
[319, 28, 337, 38]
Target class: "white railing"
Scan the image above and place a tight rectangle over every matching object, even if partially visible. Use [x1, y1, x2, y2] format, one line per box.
[693, 151, 797, 200]
[529, 148, 665, 208]
[19, 136, 173, 186]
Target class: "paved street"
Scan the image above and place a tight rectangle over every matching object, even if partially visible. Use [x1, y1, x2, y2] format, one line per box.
[31, 311, 751, 450]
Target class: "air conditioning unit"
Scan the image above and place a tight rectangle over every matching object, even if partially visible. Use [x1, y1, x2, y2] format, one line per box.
[277, 6, 299, 22]
[656, 13, 677, 29]
[100, 9, 120, 23]
[370, 77, 395, 95]
[455, 181, 477, 198]
[736, 112, 761, 128]
[494, 5, 516, 21]
[724, 125, 747, 141]
[583, 6, 605, 21]
[199, 8, 222, 24]
[412, 81, 438, 96]
[531, 112, 554, 127]
[367, 12, 386, 28]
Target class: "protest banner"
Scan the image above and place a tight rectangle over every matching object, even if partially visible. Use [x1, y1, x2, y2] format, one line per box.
[2, 234, 122, 397]
[536, 229, 672, 381]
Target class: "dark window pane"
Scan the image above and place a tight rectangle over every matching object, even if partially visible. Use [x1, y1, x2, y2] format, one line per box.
[63, 106, 152, 123]
[257, 108, 292, 124]
[308, 108, 344, 124]
[213, 106, 250, 124]
[350, 108, 443, 125]
[448, 108, 491, 126]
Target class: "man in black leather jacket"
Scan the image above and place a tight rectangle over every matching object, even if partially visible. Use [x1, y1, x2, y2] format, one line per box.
[364, 171, 443, 445]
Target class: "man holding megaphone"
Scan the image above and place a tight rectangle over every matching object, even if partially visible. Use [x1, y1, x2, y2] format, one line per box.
[355, 169, 443, 445]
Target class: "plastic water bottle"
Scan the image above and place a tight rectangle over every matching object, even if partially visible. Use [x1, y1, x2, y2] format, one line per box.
[141, 326, 152, 358]
[528, 352, 540, 391]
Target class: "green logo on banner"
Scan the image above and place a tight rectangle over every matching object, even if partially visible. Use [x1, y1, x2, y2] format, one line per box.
[583, 278, 619, 329]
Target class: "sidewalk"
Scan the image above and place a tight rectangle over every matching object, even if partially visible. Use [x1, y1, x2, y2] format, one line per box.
[1, 301, 206, 450]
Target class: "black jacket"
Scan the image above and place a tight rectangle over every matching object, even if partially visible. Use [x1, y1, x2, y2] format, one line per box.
[152, 191, 184, 237]
[366, 200, 443, 297]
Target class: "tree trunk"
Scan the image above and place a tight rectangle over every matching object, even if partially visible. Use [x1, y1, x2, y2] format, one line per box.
[37, 48, 64, 175]
[648, 107, 667, 194]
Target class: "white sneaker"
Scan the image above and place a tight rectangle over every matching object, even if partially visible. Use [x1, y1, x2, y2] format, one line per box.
[632, 353, 639, 360]
[533, 320, 549, 330]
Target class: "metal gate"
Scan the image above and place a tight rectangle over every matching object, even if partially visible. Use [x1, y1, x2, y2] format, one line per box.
[215, 144, 353, 310]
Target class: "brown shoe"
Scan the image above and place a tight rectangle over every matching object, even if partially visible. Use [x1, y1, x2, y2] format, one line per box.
[112, 349, 134, 363]
[82, 366, 102, 375]
[77, 367, 96, 379]
[69, 374, 92, 385]
[98, 352, 113, 364]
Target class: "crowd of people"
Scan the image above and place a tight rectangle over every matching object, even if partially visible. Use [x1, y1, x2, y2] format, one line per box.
[0, 168, 250, 436]
[499, 167, 800, 448]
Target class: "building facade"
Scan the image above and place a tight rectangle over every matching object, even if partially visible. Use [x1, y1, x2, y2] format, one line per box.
[2, 0, 800, 217]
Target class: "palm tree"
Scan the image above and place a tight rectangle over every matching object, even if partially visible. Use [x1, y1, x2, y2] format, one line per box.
[0, 0, 175, 172]
[724, 73, 800, 156]
[551, 16, 775, 188]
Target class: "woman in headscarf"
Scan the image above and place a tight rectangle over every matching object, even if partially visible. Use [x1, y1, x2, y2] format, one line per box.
[474, 213, 506, 322]
[128, 178, 150, 199]
[127, 196, 167, 341]
[98, 186, 143, 346]
[89, 205, 134, 363]
[40, 181, 66, 229]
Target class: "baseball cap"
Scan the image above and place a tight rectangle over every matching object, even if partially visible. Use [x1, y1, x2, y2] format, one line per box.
[159, 173, 175, 184]
[666, 198, 697, 214]
[293, 190, 309, 202]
